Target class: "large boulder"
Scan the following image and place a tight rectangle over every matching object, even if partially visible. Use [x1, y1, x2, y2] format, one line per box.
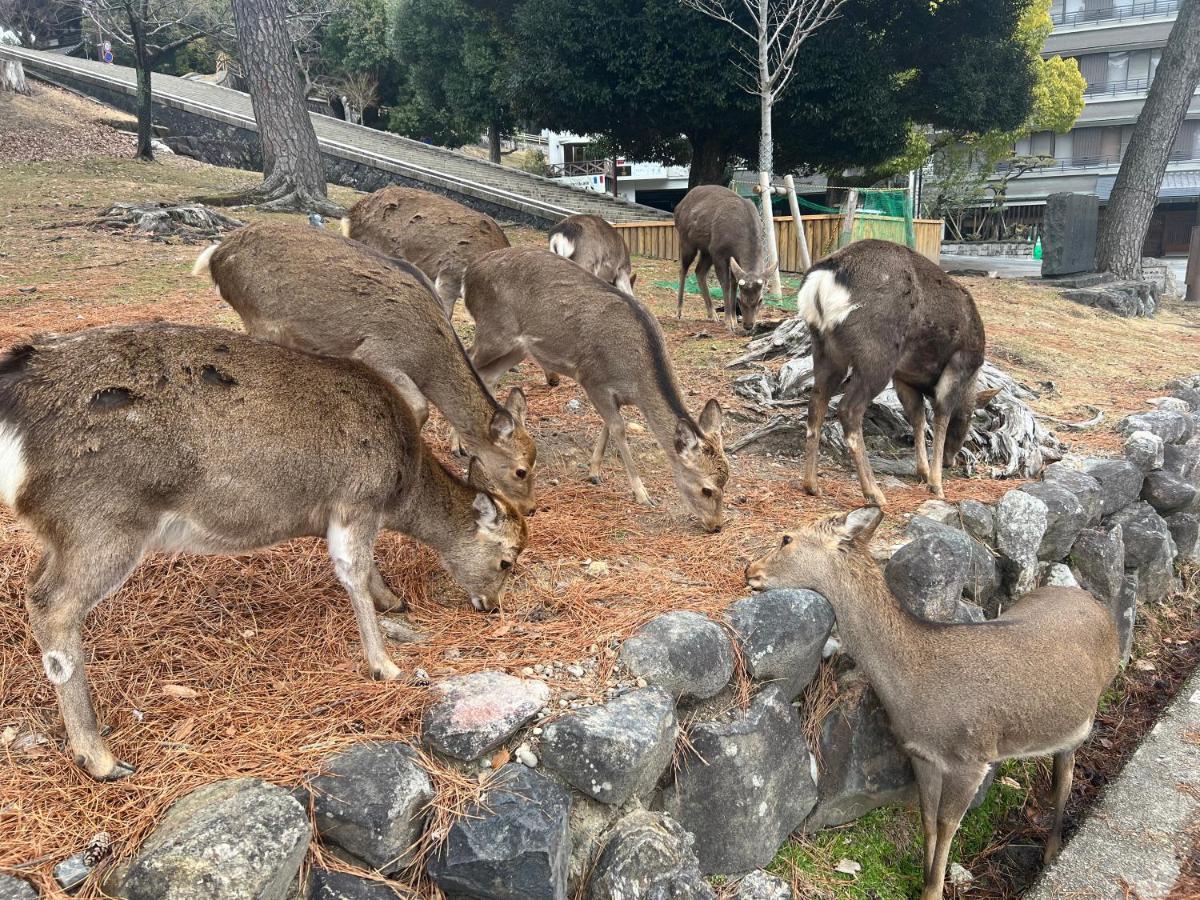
[565, 795, 623, 895]
[427, 765, 571, 900]
[0, 876, 37, 900]
[304, 869, 401, 900]
[1083, 459, 1146, 516]
[587, 811, 714, 900]
[1163, 441, 1200, 483]
[736, 871, 795, 900]
[804, 672, 914, 830]
[422, 671, 549, 761]
[1106, 502, 1178, 603]
[958, 499, 995, 545]
[903, 517, 998, 608]
[539, 688, 676, 806]
[884, 529, 968, 621]
[1019, 482, 1088, 561]
[1116, 410, 1194, 445]
[106, 778, 309, 900]
[619, 611, 734, 702]
[1141, 470, 1198, 515]
[1068, 527, 1125, 608]
[726, 589, 834, 696]
[995, 489, 1049, 597]
[662, 686, 817, 874]
[1124, 430, 1165, 473]
[1167, 511, 1200, 564]
[306, 742, 433, 874]
[1042, 464, 1104, 526]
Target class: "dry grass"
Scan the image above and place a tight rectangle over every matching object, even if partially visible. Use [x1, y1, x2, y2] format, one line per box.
[2, 83, 1199, 896]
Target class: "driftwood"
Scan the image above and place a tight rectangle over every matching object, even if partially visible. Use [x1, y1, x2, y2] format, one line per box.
[727, 318, 1065, 479]
[38, 203, 245, 243]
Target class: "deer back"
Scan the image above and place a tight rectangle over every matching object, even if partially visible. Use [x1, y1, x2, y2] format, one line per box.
[674, 185, 762, 270]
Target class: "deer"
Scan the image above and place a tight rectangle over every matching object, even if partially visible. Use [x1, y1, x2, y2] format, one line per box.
[463, 247, 728, 532]
[341, 186, 510, 318]
[193, 222, 538, 516]
[745, 506, 1119, 900]
[673, 184, 777, 334]
[0, 323, 527, 781]
[797, 239, 991, 507]
[549, 214, 637, 295]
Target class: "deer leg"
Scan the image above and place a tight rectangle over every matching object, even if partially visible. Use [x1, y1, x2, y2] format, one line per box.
[696, 255, 716, 321]
[894, 380, 931, 484]
[588, 424, 610, 484]
[921, 764, 988, 900]
[589, 391, 652, 506]
[910, 756, 944, 885]
[26, 541, 142, 780]
[676, 246, 697, 319]
[802, 350, 847, 498]
[929, 359, 977, 499]
[368, 561, 407, 613]
[838, 368, 890, 507]
[542, 367, 562, 387]
[327, 520, 401, 682]
[1044, 749, 1076, 863]
[929, 409, 951, 499]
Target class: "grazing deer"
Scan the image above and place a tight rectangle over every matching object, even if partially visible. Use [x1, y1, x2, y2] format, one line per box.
[194, 222, 538, 515]
[0, 324, 526, 781]
[746, 507, 1119, 900]
[797, 239, 988, 506]
[341, 186, 510, 317]
[463, 247, 728, 531]
[673, 185, 777, 334]
[549, 214, 636, 295]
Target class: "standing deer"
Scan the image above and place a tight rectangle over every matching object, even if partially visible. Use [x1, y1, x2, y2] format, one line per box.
[341, 186, 510, 317]
[549, 214, 637, 295]
[797, 239, 988, 506]
[0, 324, 526, 781]
[194, 222, 538, 515]
[745, 507, 1118, 900]
[673, 185, 777, 334]
[463, 247, 728, 532]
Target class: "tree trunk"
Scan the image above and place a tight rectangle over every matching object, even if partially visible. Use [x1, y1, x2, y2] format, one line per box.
[688, 135, 731, 187]
[127, 1, 154, 161]
[1097, 0, 1200, 278]
[757, 0, 772, 179]
[488, 119, 502, 164]
[230, 0, 341, 214]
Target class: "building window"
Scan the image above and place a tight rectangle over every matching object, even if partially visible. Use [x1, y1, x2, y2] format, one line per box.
[1030, 131, 1055, 157]
[563, 143, 591, 164]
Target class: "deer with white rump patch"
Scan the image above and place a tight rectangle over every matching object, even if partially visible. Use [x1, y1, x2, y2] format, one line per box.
[0, 324, 526, 781]
[194, 221, 538, 516]
[464, 247, 729, 532]
[549, 213, 636, 295]
[745, 507, 1118, 900]
[673, 184, 777, 334]
[798, 239, 990, 506]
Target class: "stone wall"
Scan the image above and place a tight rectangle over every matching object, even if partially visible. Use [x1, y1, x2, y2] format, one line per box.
[942, 241, 1035, 258]
[16, 379, 1200, 900]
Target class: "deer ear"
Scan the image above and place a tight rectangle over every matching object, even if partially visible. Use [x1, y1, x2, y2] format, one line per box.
[628, 272, 638, 287]
[729, 257, 747, 282]
[698, 398, 723, 440]
[473, 492, 502, 531]
[835, 506, 883, 546]
[674, 418, 702, 458]
[761, 261, 779, 280]
[490, 406, 516, 440]
[505, 387, 528, 425]
[975, 387, 1001, 409]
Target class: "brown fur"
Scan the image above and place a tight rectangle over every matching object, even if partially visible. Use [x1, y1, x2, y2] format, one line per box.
[745, 507, 1119, 900]
[549, 213, 636, 295]
[673, 185, 777, 334]
[799, 240, 988, 505]
[343, 186, 510, 316]
[464, 247, 729, 531]
[199, 221, 538, 515]
[0, 324, 526, 780]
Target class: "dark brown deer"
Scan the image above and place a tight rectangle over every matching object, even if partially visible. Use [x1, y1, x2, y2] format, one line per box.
[342, 186, 510, 317]
[194, 222, 538, 515]
[549, 214, 636, 295]
[673, 184, 777, 334]
[798, 239, 989, 506]
[746, 507, 1118, 900]
[0, 324, 526, 780]
[463, 247, 728, 532]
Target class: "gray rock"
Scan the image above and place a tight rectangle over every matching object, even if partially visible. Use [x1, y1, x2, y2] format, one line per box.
[106, 778, 309, 900]
[804, 673, 914, 830]
[662, 686, 817, 874]
[1163, 441, 1200, 483]
[736, 871, 795, 900]
[1044, 563, 1079, 588]
[1020, 482, 1088, 561]
[307, 742, 433, 874]
[619, 611, 734, 702]
[995, 489, 1048, 596]
[726, 589, 834, 696]
[54, 853, 93, 893]
[1117, 410, 1194, 445]
[565, 795, 623, 895]
[1124, 430, 1164, 472]
[588, 810, 714, 900]
[1106, 502, 1178, 604]
[958, 499, 995, 544]
[1083, 459, 1146, 516]
[422, 671, 550, 761]
[427, 765, 571, 900]
[304, 869, 399, 900]
[904, 517, 999, 608]
[1069, 527, 1125, 607]
[885, 529, 968, 621]
[1166, 511, 1200, 564]
[0, 876, 37, 900]
[1042, 464, 1104, 526]
[1041, 192, 1098, 277]
[913, 499, 959, 524]
[540, 688, 677, 805]
[1155, 397, 1192, 413]
[1141, 470, 1198, 515]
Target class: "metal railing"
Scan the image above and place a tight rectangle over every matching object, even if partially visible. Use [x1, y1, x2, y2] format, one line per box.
[1083, 75, 1153, 95]
[1052, 0, 1179, 27]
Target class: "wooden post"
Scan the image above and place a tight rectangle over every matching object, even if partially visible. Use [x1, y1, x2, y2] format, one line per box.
[784, 175, 812, 272]
[839, 189, 859, 245]
[757, 171, 784, 297]
[1187, 225, 1200, 302]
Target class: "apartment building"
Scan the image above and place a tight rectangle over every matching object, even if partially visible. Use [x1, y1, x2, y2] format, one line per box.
[1002, 0, 1198, 254]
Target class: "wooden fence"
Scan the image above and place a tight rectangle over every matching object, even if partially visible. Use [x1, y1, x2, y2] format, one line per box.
[612, 214, 944, 271]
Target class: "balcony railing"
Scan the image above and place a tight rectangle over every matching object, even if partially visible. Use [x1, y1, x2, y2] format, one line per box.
[1052, 0, 1179, 27]
[546, 159, 609, 178]
[1083, 75, 1153, 95]
[996, 145, 1200, 173]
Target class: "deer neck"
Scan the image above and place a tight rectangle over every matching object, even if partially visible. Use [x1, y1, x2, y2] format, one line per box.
[638, 374, 695, 467]
[404, 330, 503, 446]
[389, 449, 472, 550]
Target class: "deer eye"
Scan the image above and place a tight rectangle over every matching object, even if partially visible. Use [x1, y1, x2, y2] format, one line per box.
[781, 535, 792, 547]
[515, 468, 528, 480]
[499, 559, 513, 570]
[701, 487, 714, 498]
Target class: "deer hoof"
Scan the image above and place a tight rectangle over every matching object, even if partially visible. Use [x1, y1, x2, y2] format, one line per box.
[81, 752, 136, 781]
[928, 482, 945, 499]
[867, 489, 889, 507]
[372, 591, 408, 613]
[588, 474, 602, 485]
[370, 659, 403, 682]
[802, 482, 823, 498]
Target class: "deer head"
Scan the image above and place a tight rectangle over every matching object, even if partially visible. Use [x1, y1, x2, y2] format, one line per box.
[481, 387, 538, 516]
[729, 258, 778, 332]
[672, 398, 729, 532]
[746, 506, 883, 595]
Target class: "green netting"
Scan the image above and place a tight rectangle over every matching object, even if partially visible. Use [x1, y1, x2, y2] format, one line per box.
[836, 187, 915, 250]
[652, 275, 804, 311]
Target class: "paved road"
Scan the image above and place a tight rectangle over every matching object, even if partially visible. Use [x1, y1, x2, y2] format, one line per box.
[942, 253, 1189, 282]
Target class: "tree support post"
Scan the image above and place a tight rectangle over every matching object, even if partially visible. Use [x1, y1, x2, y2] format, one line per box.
[784, 174, 812, 272]
[758, 171, 784, 297]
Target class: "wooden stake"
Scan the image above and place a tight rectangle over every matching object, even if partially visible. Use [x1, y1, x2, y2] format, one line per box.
[784, 175, 811, 272]
[758, 171, 784, 296]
